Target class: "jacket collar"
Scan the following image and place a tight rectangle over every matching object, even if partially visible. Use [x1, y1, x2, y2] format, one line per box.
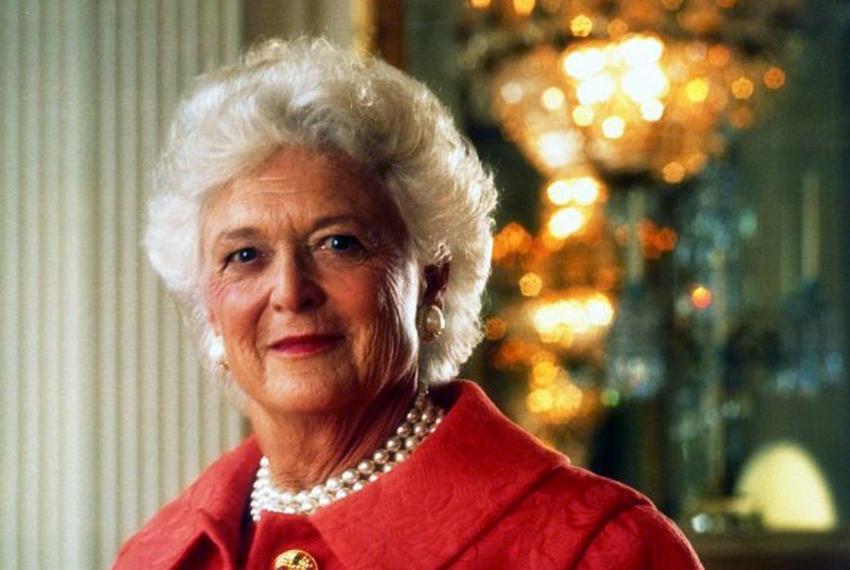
[311, 380, 567, 569]
[142, 381, 565, 569]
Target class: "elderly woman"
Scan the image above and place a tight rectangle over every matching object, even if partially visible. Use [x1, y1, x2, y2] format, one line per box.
[115, 39, 702, 570]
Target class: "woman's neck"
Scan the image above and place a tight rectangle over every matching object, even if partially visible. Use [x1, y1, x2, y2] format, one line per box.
[247, 378, 417, 491]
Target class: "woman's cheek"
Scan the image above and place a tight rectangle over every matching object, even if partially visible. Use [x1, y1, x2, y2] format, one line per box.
[207, 274, 271, 340]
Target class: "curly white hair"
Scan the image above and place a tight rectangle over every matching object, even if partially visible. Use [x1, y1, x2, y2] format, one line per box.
[144, 37, 498, 405]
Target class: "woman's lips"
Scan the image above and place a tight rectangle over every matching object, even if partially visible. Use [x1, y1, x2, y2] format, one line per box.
[269, 334, 344, 356]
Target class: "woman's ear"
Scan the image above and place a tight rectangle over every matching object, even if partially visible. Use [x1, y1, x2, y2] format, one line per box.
[421, 260, 451, 308]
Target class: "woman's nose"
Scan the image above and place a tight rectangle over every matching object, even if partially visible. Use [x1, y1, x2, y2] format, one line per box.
[269, 253, 326, 313]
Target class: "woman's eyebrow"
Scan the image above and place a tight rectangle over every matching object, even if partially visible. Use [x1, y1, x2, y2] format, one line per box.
[213, 226, 265, 244]
[311, 214, 367, 230]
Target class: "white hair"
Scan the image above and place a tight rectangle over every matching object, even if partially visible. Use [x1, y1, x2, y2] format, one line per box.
[144, 37, 498, 404]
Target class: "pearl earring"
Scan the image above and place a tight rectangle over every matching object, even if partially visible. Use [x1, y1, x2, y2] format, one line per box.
[418, 304, 445, 342]
[210, 334, 230, 372]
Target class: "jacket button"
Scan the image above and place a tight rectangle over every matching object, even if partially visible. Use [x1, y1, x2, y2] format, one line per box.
[273, 549, 319, 570]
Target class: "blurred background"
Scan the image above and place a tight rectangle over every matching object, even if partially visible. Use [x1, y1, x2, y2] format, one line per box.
[2, 0, 849, 568]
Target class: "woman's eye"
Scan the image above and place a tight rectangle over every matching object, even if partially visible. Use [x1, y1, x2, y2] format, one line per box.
[227, 247, 261, 265]
[321, 235, 363, 252]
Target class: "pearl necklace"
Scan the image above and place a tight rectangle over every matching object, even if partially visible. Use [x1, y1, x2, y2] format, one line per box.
[250, 387, 443, 521]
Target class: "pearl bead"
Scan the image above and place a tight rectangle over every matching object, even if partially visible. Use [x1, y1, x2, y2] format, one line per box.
[300, 499, 316, 512]
[406, 409, 421, 423]
[372, 449, 389, 464]
[251, 386, 442, 521]
[357, 460, 375, 475]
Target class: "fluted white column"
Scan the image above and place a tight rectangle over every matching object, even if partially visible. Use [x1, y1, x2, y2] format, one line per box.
[0, 1, 245, 568]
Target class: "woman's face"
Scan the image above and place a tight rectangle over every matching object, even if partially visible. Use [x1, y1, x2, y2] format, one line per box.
[201, 146, 421, 416]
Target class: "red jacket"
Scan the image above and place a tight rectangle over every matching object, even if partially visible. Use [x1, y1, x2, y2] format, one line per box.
[114, 381, 703, 569]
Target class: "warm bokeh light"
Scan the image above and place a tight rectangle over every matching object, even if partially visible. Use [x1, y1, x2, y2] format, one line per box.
[572, 105, 595, 126]
[607, 18, 628, 39]
[531, 291, 615, 345]
[469, 0, 492, 8]
[499, 81, 523, 104]
[492, 221, 533, 263]
[562, 48, 606, 80]
[570, 14, 593, 37]
[662, 161, 686, 183]
[541, 86, 566, 110]
[545, 175, 603, 206]
[690, 285, 713, 310]
[763, 66, 786, 90]
[577, 74, 616, 105]
[548, 207, 585, 238]
[731, 76, 755, 99]
[519, 272, 544, 297]
[639, 99, 665, 121]
[737, 442, 838, 531]
[484, 316, 508, 340]
[526, 380, 584, 423]
[685, 77, 710, 102]
[512, 0, 536, 17]
[601, 116, 625, 139]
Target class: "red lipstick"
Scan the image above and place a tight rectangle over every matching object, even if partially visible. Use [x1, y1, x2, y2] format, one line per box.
[269, 334, 344, 356]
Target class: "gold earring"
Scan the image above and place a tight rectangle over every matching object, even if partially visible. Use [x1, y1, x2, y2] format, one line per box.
[418, 304, 445, 342]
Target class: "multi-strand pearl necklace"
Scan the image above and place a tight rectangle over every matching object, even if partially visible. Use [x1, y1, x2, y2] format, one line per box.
[250, 387, 443, 521]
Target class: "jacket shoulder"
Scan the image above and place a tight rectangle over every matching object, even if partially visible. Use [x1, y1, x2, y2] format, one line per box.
[112, 437, 259, 569]
[452, 463, 702, 569]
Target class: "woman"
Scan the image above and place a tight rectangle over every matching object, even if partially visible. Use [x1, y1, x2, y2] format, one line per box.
[115, 38, 703, 569]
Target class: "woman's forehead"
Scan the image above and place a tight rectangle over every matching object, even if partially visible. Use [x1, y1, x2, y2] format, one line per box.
[201, 146, 405, 237]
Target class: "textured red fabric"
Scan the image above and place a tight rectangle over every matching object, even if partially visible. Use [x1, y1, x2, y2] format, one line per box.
[114, 380, 704, 569]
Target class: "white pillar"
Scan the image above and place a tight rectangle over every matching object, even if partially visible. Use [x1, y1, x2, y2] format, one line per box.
[0, 1, 245, 567]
